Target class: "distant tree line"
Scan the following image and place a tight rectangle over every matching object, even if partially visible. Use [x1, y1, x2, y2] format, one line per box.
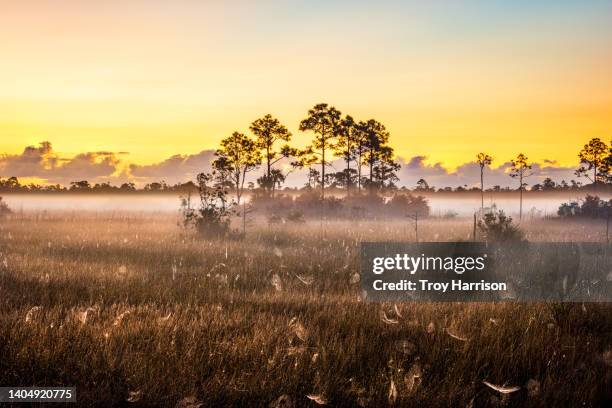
[0, 177, 199, 194]
[0, 127, 609, 201]
[0, 174, 594, 195]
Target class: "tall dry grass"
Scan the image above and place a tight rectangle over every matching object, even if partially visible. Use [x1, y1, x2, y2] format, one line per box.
[0, 213, 610, 407]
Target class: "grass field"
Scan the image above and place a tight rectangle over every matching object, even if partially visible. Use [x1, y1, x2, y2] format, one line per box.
[0, 212, 611, 407]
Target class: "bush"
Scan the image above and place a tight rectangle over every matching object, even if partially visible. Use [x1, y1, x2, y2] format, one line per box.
[293, 190, 321, 213]
[385, 193, 430, 217]
[343, 193, 384, 217]
[0, 197, 11, 218]
[557, 201, 580, 217]
[246, 191, 431, 221]
[558, 195, 611, 218]
[323, 196, 344, 214]
[293, 192, 344, 217]
[180, 173, 235, 239]
[250, 193, 293, 215]
[477, 209, 525, 242]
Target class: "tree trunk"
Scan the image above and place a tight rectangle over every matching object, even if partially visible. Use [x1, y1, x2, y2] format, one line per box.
[235, 176, 241, 205]
[519, 173, 523, 220]
[266, 145, 272, 198]
[357, 152, 362, 193]
[480, 167, 484, 209]
[321, 124, 326, 201]
[346, 157, 351, 196]
[369, 160, 373, 193]
[321, 143, 325, 201]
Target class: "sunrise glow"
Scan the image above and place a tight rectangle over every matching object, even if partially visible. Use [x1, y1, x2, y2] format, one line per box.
[1, 0, 611, 179]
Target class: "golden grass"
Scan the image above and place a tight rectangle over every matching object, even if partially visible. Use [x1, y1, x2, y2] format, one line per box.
[0, 213, 610, 407]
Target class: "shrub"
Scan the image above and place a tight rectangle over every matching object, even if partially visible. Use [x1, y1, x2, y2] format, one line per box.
[323, 196, 344, 215]
[558, 195, 611, 218]
[385, 193, 430, 217]
[477, 209, 525, 242]
[180, 173, 235, 239]
[293, 190, 321, 212]
[557, 201, 580, 217]
[250, 193, 293, 215]
[0, 197, 11, 218]
[293, 192, 344, 217]
[343, 193, 384, 216]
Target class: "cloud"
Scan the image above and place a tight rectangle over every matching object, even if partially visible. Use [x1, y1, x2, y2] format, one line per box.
[0, 142, 215, 186]
[0, 141, 128, 184]
[129, 150, 216, 185]
[0, 142, 582, 188]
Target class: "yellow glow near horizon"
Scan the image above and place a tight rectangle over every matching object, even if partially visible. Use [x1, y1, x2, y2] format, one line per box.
[1, 1, 611, 170]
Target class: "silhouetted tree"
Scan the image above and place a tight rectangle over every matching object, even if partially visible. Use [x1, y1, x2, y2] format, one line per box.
[476, 153, 493, 209]
[351, 121, 370, 193]
[603, 142, 612, 184]
[371, 145, 400, 190]
[44, 184, 64, 192]
[211, 156, 234, 190]
[334, 115, 358, 195]
[214, 131, 261, 204]
[69, 180, 91, 191]
[299, 103, 343, 200]
[576, 138, 608, 188]
[361, 119, 391, 192]
[144, 182, 166, 192]
[120, 182, 136, 191]
[415, 179, 432, 192]
[249, 114, 296, 197]
[542, 177, 556, 191]
[305, 168, 320, 190]
[531, 183, 542, 192]
[1, 177, 22, 192]
[328, 168, 358, 189]
[509, 153, 533, 220]
[93, 182, 115, 192]
[257, 168, 286, 197]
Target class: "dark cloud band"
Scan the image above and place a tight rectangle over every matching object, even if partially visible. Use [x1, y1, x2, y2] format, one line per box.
[1, 142, 579, 188]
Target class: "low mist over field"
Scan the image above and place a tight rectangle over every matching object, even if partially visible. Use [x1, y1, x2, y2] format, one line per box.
[1, 192, 602, 218]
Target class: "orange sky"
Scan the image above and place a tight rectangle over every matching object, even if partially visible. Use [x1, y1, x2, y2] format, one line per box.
[1, 1, 611, 171]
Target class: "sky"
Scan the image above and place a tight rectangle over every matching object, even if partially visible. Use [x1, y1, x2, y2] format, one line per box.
[1, 0, 611, 187]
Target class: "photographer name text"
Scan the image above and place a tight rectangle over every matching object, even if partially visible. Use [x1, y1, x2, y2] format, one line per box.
[372, 279, 507, 292]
